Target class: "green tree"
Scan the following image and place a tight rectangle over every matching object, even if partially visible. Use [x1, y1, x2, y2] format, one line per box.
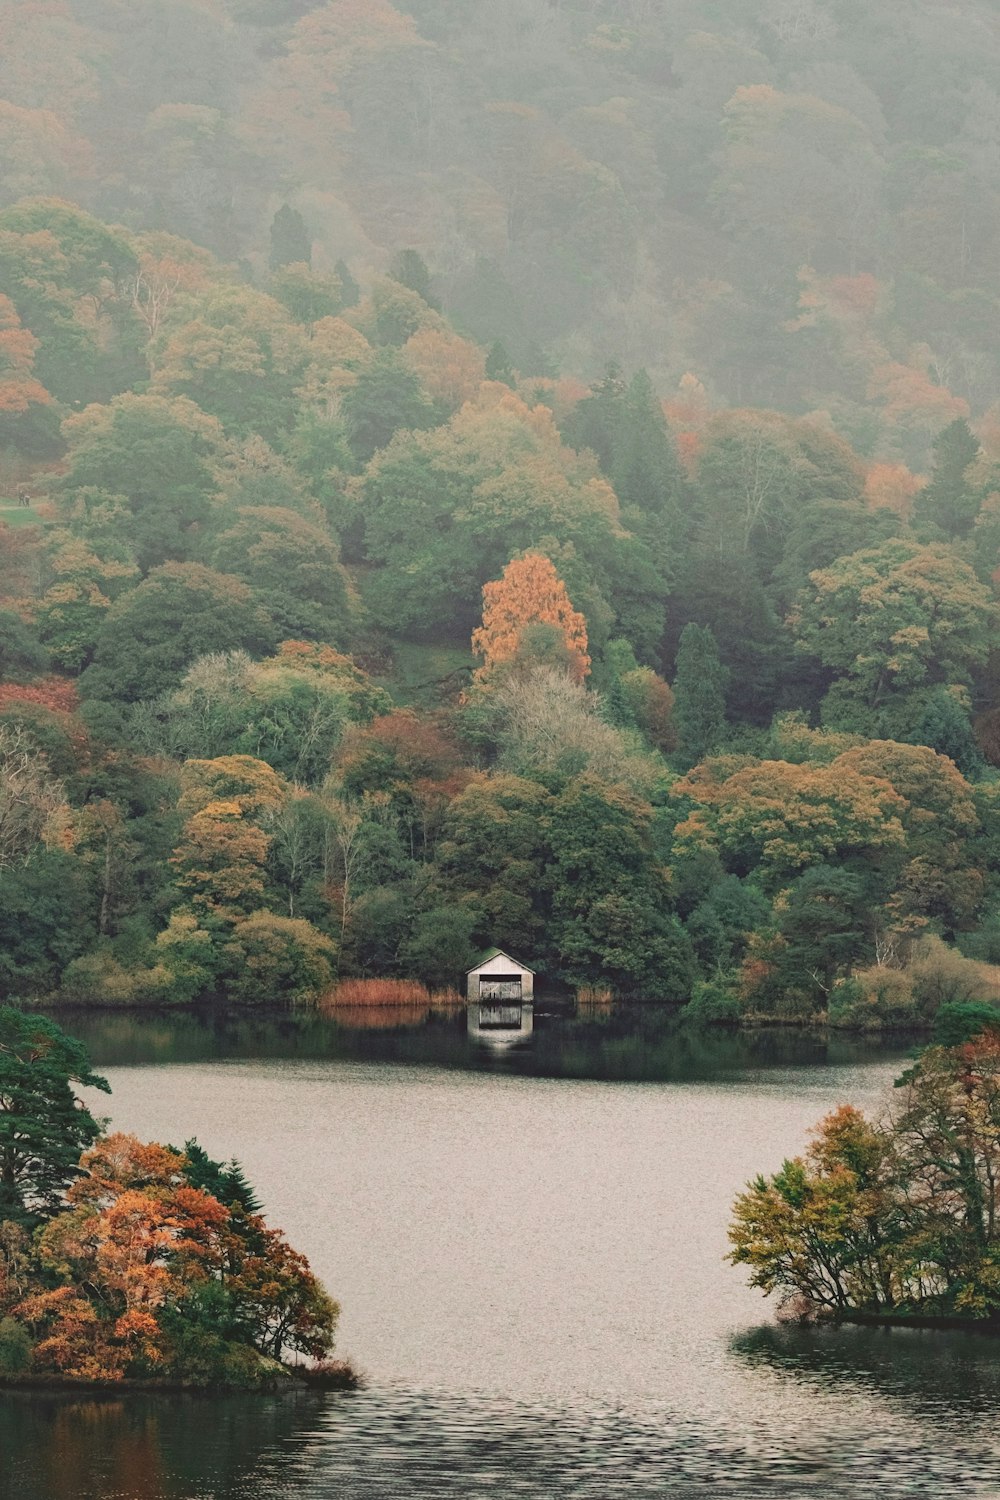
[913, 419, 982, 539]
[388, 248, 438, 310]
[0, 1007, 109, 1226]
[82, 563, 276, 703]
[340, 349, 437, 464]
[673, 623, 729, 764]
[609, 369, 686, 563]
[911, 689, 984, 781]
[59, 394, 228, 572]
[793, 539, 996, 736]
[269, 204, 311, 270]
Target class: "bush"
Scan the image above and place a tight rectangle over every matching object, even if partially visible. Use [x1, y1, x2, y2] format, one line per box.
[683, 979, 742, 1025]
[908, 935, 999, 1014]
[0, 1317, 33, 1375]
[828, 968, 917, 1030]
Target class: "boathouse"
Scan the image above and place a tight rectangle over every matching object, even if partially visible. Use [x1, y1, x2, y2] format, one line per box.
[466, 949, 534, 1004]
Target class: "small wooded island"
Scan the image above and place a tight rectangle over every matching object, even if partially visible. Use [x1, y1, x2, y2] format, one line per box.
[730, 1022, 1000, 1327]
[0, 1006, 351, 1388]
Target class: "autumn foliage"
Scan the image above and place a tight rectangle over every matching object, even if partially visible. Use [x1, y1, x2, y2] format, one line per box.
[2, 1131, 340, 1386]
[472, 553, 590, 684]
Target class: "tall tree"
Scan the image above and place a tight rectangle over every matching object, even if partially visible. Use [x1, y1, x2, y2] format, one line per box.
[269, 204, 311, 270]
[0, 1008, 109, 1226]
[672, 623, 729, 764]
[913, 419, 982, 539]
[472, 553, 590, 684]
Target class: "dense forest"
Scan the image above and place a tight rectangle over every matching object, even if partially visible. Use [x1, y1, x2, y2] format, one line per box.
[3, 0, 1000, 1025]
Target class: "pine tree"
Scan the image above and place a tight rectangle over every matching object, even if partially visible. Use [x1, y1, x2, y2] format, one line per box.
[389, 249, 438, 309]
[335, 259, 360, 309]
[911, 688, 984, 780]
[560, 361, 626, 472]
[269, 204, 311, 270]
[913, 419, 982, 539]
[673, 623, 729, 764]
[611, 369, 687, 567]
[485, 339, 515, 386]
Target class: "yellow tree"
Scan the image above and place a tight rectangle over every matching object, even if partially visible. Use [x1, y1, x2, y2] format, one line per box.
[472, 553, 590, 684]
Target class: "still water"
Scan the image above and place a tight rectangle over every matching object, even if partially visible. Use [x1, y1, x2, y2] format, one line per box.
[3, 1009, 1000, 1499]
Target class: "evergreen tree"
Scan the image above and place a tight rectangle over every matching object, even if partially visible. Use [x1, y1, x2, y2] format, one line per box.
[913, 419, 982, 539]
[560, 361, 626, 472]
[673, 623, 729, 764]
[269, 205, 311, 270]
[389, 249, 438, 309]
[610, 370, 686, 550]
[181, 1139, 261, 1214]
[335, 259, 360, 309]
[0, 1008, 109, 1226]
[340, 350, 438, 465]
[911, 688, 984, 780]
[485, 339, 515, 385]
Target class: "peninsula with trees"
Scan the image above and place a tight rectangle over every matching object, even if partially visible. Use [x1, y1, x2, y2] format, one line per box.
[0, 1006, 346, 1388]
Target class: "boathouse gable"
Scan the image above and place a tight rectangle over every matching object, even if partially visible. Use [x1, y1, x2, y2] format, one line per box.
[465, 948, 534, 1003]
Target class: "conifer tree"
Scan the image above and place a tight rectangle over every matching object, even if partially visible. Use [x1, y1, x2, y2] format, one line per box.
[673, 623, 729, 764]
[913, 419, 982, 539]
[269, 205, 311, 270]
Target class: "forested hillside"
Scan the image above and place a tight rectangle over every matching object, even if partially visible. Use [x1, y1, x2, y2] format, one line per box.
[5, 0, 1000, 452]
[3, 1, 1000, 1023]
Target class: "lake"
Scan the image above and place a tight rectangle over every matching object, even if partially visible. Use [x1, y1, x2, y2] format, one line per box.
[4, 1008, 1000, 1500]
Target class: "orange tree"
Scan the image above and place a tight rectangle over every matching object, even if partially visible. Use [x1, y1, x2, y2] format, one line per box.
[472, 552, 590, 684]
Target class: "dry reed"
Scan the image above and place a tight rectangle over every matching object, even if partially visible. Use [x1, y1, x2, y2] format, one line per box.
[318, 977, 464, 1010]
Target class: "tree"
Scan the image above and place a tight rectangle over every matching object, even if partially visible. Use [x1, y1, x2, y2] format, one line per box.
[674, 757, 907, 890]
[672, 624, 728, 764]
[0, 724, 65, 871]
[609, 369, 686, 563]
[340, 349, 437, 464]
[59, 394, 229, 572]
[221, 912, 336, 1004]
[913, 419, 982, 539]
[82, 563, 276, 704]
[792, 539, 996, 735]
[206, 505, 352, 643]
[728, 1104, 902, 1315]
[389, 248, 438, 309]
[0, 1008, 109, 1227]
[472, 553, 590, 684]
[269, 204, 311, 270]
[546, 773, 693, 998]
[911, 689, 984, 781]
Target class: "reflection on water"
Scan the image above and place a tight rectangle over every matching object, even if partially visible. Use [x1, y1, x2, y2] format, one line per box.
[53, 1002, 915, 1082]
[5, 1376, 1000, 1500]
[467, 999, 534, 1048]
[732, 1322, 1000, 1421]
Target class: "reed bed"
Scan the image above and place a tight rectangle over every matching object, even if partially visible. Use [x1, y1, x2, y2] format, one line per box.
[318, 977, 464, 1010]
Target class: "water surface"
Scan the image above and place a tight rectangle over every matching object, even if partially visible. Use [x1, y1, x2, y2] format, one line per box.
[3, 1011, 996, 1499]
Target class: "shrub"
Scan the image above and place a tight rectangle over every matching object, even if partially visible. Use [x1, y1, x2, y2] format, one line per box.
[0, 1317, 33, 1375]
[828, 968, 917, 1030]
[907, 935, 999, 1014]
[683, 979, 742, 1025]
